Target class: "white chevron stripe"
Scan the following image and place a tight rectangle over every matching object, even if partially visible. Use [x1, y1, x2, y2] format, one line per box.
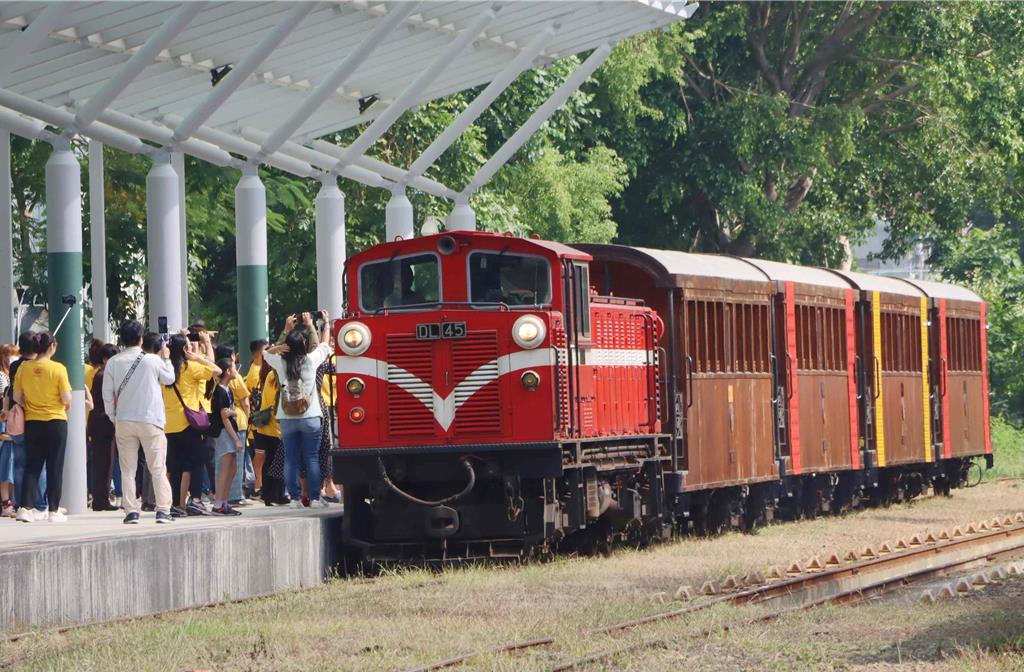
[334, 346, 648, 431]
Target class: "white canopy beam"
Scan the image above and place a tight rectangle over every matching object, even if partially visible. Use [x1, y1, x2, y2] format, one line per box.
[0, 90, 144, 154]
[331, 4, 500, 172]
[0, 4, 69, 86]
[257, 1, 421, 160]
[461, 40, 616, 197]
[73, 2, 205, 131]
[405, 19, 560, 181]
[172, 2, 315, 144]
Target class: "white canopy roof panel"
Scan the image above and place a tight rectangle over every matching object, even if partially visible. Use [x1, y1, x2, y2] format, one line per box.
[0, 1, 686, 183]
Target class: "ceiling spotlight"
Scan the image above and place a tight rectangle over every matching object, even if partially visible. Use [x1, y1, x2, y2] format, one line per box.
[210, 64, 233, 87]
[358, 94, 379, 115]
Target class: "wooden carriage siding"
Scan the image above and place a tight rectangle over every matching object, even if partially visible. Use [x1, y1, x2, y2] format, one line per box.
[577, 244, 990, 494]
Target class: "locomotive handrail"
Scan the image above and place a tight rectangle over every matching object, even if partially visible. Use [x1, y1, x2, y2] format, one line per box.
[635, 312, 658, 429]
[940, 356, 949, 398]
[854, 355, 863, 400]
[785, 352, 795, 401]
[685, 355, 694, 408]
[372, 301, 518, 315]
[872, 355, 882, 400]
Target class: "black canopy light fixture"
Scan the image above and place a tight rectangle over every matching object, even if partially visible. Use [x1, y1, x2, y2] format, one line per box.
[358, 94, 379, 115]
[210, 64, 233, 87]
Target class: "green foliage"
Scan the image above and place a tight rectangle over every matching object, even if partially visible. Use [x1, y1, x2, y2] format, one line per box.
[988, 415, 1024, 480]
[589, 2, 1024, 265]
[937, 225, 1024, 422]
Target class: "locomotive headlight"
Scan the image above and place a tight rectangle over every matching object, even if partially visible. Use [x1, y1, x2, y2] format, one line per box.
[512, 315, 546, 349]
[521, 370, 540, 391]
[339, 322, 371, 356]
[346, 377, 365, 396]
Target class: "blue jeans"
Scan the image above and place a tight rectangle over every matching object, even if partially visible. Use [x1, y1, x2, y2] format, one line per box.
[112, 454, 123, 497]
[12, 434, 46, 511]
[281, 418, 321, 502]
[213, 430, 247, 501]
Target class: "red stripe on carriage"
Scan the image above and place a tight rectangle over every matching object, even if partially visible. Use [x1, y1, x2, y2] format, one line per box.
[844, 289, 860, 470]
[785, 281, 801, 474]
[980, 301, 992, 454]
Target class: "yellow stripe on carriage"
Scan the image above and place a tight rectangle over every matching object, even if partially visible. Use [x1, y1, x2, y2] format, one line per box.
[872, 291, 886, 468]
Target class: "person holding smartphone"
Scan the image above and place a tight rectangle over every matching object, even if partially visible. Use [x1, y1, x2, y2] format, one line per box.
[208, 357, 242, 516]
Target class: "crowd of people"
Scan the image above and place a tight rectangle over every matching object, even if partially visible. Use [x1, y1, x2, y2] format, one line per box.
[0, 312, 341, 524]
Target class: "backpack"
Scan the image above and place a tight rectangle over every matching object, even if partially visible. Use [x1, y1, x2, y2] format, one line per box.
[280, 377, 310, 416]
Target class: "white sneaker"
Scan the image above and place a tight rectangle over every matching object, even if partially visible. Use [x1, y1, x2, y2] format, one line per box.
[311, 498, 329, 509]
[15, 507, 33, 523]
[1, 504, 13, 517]
[111, 496, 122, 508]
[33, 509, 48, 521]
[288, 500, 302, 509]
[48, 510, 67, 523]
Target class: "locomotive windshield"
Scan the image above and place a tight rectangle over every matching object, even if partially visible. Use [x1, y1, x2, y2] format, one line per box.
[359, 253, 440, 312]
[469, 251, 551, 307]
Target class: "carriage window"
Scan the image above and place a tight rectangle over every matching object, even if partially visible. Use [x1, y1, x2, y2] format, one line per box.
[468, 252, 551, 307]
[359, 253, 440, 312]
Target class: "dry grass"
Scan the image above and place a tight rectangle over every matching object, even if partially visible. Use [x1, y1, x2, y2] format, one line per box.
[2, 480, 1023, 672]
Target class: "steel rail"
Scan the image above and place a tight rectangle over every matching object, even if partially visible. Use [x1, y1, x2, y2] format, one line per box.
[401, 520, 1024, 672]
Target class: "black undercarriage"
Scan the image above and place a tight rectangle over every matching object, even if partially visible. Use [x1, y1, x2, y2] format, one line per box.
[331, 441, 987, 570]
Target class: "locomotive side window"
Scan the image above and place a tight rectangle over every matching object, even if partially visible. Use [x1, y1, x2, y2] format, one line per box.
[359, 253, 441, 312]
[571, 262, 591, 339]
[468, 251, 552, 308]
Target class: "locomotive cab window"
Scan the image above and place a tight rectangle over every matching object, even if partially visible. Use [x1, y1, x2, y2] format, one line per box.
[359, 253, 440, 312]
[469, 251, 551, 308]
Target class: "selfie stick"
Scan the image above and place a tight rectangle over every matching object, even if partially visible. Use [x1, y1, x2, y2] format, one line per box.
[52, 295, 78, 337]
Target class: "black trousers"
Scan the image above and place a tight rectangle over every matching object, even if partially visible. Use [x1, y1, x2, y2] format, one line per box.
[23, 419, 68, 512]
[166, 427, 204, 506]
[88, 432, 114, 509]
[254, 432, 286, 505]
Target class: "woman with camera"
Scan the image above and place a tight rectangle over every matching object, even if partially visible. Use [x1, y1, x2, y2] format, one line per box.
[13, 331, 71, 522]
[163, 331, 221, 516]
[263, 312, 332, 508]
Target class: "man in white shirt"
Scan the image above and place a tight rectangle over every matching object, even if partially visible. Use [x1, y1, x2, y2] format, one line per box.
[102, 320, 176, 524]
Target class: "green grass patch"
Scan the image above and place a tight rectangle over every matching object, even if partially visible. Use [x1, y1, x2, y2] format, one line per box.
[988, 415, 1024, 479]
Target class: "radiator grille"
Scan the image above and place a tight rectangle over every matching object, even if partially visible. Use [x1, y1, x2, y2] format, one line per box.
[386, 335, 435, 436]
[451, 331, 501, 434]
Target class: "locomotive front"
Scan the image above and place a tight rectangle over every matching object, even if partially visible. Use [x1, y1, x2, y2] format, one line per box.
[332, 231, 577, 562]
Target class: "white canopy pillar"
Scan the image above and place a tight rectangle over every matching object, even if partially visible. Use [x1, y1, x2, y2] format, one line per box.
[445, 198, 477, 233]
[385, 188, 414, 242]
[88, 140, 110, 342]
[145, 152, 183, 332]
[235, 164, 268, 370]
[315, 177, 346, 319]
[172, 151, 188, 323]
[45, 141, 87, 514]
[0, 131, 14, 341]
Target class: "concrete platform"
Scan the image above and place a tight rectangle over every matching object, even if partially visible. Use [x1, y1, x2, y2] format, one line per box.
[0, 504, 343, 636]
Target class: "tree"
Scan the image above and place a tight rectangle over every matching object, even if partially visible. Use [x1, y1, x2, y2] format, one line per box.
[589, 1, 1024, 267]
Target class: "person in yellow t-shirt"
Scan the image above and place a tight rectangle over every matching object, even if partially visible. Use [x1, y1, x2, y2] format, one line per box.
[248, 351, 287, 506]
[13, 331, 72, 522]
[163, 333, 220, 516]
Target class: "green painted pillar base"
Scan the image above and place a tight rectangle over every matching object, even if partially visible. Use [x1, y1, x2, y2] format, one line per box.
[237, 263, 268, 371]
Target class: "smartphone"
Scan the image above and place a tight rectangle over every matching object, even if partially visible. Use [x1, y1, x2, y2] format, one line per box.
[158, 316, 168, 334]
[187, 332, 200, 342]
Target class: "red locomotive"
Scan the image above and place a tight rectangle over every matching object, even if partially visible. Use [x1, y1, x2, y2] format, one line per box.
[331, 231, 991, 563]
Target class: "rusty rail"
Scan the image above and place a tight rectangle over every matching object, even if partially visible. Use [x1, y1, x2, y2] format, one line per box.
[401, 520, 1024, 672]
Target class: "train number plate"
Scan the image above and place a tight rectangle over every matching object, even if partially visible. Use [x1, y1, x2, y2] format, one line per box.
[416, 322, 467, 340]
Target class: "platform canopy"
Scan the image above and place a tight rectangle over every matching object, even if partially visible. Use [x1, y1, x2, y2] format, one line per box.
[0, 1, 690, 192]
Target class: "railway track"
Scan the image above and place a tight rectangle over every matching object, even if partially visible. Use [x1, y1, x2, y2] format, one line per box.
[402, 515, 1024, 672]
